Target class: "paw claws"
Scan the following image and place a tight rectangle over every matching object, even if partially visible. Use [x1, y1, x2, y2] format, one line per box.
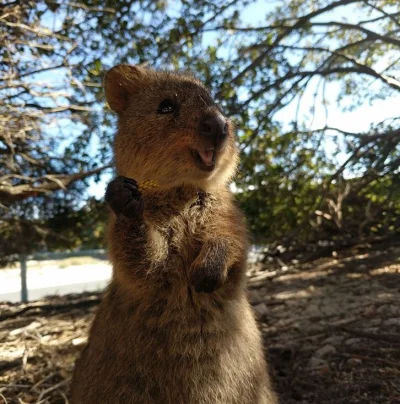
[105, 176, 143, 218]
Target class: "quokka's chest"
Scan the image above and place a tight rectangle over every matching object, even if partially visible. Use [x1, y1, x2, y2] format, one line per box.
[144, 199, 211, 254]
[145, 212, 206, 268]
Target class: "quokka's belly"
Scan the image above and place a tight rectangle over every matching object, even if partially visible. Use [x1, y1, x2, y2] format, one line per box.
[71, 292, 276, 404]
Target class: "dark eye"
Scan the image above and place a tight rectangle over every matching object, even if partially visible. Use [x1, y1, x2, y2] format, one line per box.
[157, 98, 176, 114]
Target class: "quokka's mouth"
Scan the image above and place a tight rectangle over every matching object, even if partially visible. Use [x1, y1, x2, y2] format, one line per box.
[192, 148, 215, 172]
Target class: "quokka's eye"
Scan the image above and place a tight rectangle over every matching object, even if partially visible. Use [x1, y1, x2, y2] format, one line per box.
[157, 98, 176, 114]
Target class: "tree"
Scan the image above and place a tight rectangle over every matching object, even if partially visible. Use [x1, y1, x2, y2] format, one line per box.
[1, 0, 399, 264]
[230, 0, 400, 245]
[172, 0, 400, 245]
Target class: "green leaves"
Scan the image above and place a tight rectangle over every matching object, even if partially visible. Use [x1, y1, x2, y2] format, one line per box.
[88, 59, 102, 76]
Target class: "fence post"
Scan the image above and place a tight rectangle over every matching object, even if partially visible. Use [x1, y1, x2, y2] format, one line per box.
[20, 255, 28, 303]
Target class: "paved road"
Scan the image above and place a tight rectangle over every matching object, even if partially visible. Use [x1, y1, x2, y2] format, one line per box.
[0, 262, 112, 303]
[0, 279, 110, 302]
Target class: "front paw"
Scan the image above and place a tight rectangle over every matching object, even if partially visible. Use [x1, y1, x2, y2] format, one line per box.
[189, 241, 228, 293]
[105, 176, 144, 219]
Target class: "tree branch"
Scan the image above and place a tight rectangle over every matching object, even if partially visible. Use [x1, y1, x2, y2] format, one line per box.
[0, 164, 112, 204]
[226, 0, 361, 89]
[271, 44, 400, 91]
[311, 21, 400, 48]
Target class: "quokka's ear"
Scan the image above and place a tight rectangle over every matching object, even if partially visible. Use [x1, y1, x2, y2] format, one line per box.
[104, 64, 145, 112]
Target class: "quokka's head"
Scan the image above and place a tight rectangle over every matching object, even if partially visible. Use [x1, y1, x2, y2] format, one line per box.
[104, 64, 238, 190]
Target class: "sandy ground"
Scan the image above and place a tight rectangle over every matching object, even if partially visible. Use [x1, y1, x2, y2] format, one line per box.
[0, 241, 399, 403]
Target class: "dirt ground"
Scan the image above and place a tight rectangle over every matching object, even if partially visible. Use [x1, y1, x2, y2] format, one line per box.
[0, 241, 399, 404]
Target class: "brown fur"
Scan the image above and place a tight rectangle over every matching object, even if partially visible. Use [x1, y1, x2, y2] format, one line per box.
[70, 65, 278, 404]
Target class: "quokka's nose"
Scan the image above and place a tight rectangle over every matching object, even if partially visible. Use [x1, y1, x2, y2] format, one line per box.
[199, 114, 227, 143]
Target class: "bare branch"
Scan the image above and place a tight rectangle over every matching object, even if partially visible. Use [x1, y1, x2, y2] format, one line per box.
[360, 2, 400, 28]
[0, 164, 112, 204]
[272, 44, 400, 91]
[226, 0, 361, 89]
[310, 21, 400, 48]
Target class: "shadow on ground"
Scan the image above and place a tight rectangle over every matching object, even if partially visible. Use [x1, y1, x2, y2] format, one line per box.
[248, 241, 400, 403]
[0, 242, 399, 403]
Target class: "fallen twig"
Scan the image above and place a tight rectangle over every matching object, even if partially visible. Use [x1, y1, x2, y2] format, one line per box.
[37, 378, 70, 402]
[341, 327, 400, 344]
[0, 295, 101, 322]
[336, 352, 400, 367]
